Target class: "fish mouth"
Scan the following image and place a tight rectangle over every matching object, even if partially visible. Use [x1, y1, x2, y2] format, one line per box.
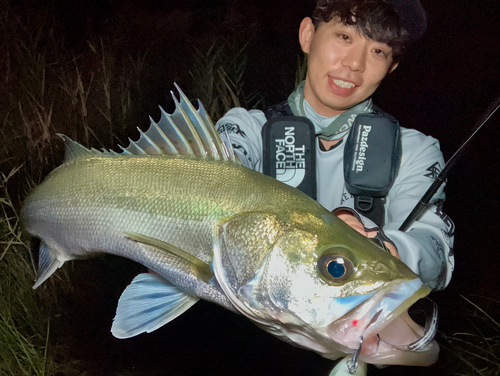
[326, 279, 439, 366]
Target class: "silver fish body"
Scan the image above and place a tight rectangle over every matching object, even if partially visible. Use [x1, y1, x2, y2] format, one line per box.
[22, 86, 439, 373]
[24, 152, 326, 304]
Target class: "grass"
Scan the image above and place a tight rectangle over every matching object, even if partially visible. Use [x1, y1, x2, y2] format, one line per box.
[0, 2, 150, 182]
[0, 1, 266, 373]
[1, 1, 499, 375]
[0, 168, 52, 375]
[188, 30, 264, 120]
[442, 296, 500, 376]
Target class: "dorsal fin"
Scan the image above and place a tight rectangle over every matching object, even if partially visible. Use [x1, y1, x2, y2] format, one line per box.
[57, 85, 240, 164]
[118, 84, 240, 163]
[57, 134, 103, 162]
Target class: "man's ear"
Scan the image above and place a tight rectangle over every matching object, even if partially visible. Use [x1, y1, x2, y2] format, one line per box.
[299, 17, 315, 54]
[388, 62, 399, 74]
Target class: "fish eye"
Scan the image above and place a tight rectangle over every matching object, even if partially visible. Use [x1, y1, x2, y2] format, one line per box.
[317, 252, 354, 283]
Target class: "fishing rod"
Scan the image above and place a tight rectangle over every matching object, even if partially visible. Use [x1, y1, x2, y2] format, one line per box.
[399, 93, 500, 232]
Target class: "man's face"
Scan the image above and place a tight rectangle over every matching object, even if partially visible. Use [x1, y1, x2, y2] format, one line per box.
[299, 17, 398, 117]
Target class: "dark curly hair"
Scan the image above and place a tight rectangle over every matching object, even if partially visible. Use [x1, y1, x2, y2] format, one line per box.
[311, 0, 411, 62]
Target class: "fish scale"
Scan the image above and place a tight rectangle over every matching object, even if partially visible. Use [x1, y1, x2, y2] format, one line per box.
[24, 153, 320, 272]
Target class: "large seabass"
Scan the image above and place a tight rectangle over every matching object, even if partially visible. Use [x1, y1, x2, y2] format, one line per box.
[22, 85, 438, 375]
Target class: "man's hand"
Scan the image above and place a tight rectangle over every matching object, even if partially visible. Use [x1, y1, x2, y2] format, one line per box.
[335, 211, 400, 259]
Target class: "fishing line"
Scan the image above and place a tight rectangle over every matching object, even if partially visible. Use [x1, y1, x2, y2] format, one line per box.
[399, 92, 500, 232]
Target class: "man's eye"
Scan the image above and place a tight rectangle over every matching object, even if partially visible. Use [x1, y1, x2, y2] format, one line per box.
[374, 49, 388, 58]
[338, 33, 350, 41]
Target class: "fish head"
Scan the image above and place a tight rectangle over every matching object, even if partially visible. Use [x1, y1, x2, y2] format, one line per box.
[213, 211, 438, 366]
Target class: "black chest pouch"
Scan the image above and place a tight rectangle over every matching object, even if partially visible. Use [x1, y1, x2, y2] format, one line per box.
[261, 102, 402, 226]
[343, 112, 402, 225]
[262, 116, 317, 200]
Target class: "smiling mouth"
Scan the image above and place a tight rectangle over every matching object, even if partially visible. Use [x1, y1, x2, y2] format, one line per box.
[333, 79, 356, 89]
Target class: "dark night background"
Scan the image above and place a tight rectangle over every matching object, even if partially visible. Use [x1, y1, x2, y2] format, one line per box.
[8, 0, 500, 375]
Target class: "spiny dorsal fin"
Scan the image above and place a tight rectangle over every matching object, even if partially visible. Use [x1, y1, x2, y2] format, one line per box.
[57, 134, 103, 162]
[57, 85, 240, 164]
[118, 84, 240, 163]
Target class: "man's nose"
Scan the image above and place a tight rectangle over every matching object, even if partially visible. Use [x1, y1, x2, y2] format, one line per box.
[341, 44, 367, 72]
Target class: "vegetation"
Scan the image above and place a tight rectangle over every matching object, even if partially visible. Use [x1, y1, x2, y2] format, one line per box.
[0, 0, 498, 375]
[188, 30, 263, 121]
[0, 1, 266, 373]
[442, 296, 500, 376]
[0, 168, 52, 375]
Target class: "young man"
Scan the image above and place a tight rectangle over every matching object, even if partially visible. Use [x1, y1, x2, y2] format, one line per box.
[216, 0, 454, 290]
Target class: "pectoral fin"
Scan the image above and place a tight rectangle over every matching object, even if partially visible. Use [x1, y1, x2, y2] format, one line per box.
[124, 232, 212, 283]
[111, 272, 199, 339]
[33, 243, 65, 289]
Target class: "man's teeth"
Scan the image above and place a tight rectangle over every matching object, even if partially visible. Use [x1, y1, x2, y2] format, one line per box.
[333, 79, 355, 89]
